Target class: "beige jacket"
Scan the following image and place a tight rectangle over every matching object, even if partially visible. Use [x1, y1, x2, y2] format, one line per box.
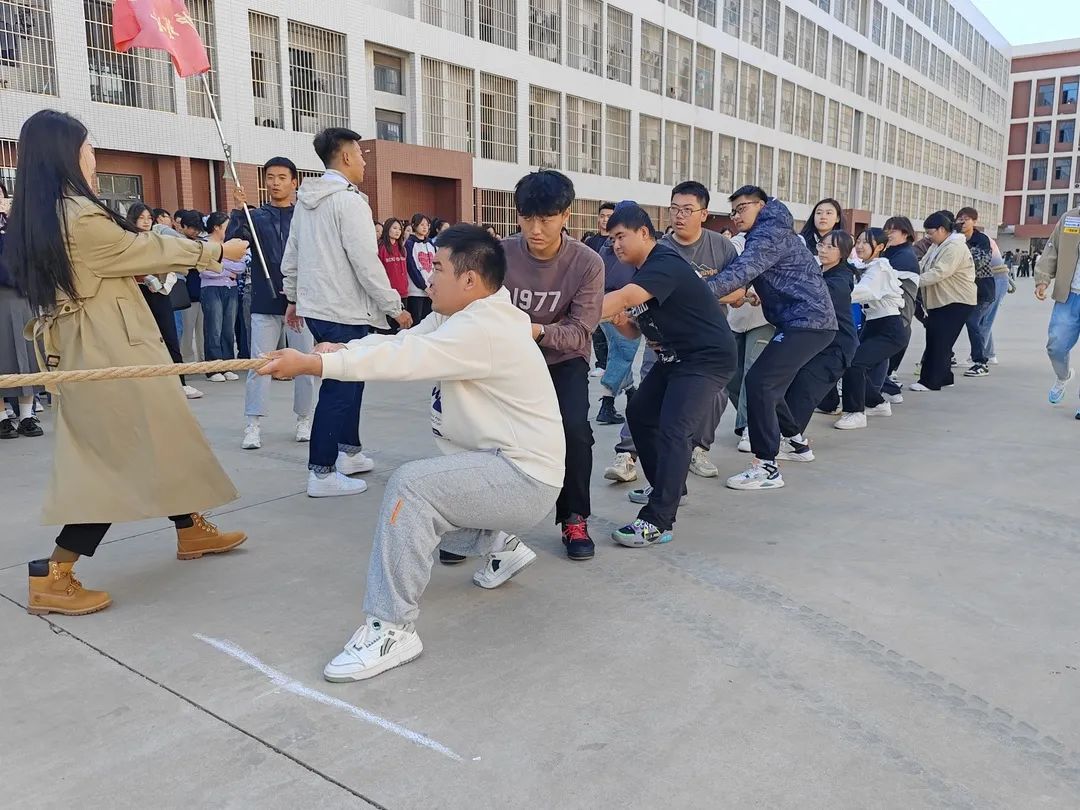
[1034, 207, 1080, 303]
[39, 197, 237, 525]
[918, 233, 977, 309]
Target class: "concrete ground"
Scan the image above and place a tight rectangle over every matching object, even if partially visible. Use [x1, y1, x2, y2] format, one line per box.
[2, 280, 1079, 809]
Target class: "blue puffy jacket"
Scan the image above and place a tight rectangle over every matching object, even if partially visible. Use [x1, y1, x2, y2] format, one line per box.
[707, 198, 837, 331]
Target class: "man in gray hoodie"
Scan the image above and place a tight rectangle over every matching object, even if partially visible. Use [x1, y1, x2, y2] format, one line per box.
[282, 127, 412, 498]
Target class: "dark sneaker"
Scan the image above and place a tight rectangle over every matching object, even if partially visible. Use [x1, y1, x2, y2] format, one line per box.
[17, 417, 43, 437]
[0, 418, 16, 440]
[439, 550, 467, 565]
[561, 514, 595, 561]
[963, 364, 989, 378]
[596, 395, 625, 425]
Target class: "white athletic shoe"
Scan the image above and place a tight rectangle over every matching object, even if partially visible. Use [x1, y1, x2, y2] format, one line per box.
[223, 371, 240, 381]
[604, 452, 639, 482]
[182, 384, 204, 399]
[337, 450, 375, 475]
[1049, 369, 1074, 404]
[726, 460, 785, 490]
[736, 432, 752, 453]
[207, 373, 227, 382]
[882, 392, 904, 405]
[628, 486, 687, 505]
[589, 367, 606, 378]
[473, 534, 536, 589]
[988, 356, 999, 365]
[777, 436, 815, 462]
[865, 403, 892, 417]
[834, 412, 867, 430]
[295, 415, 313, 442]
[689, 446, 719, 478]
[241, 423, 261, 450]
[307, 470, 368, 498]
[323, 617, 423, 682]
[908, 382, 932, 392]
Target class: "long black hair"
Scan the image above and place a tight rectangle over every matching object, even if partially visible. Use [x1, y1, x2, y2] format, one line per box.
[6, 110, 137, 310]
[380, 217, 404, 252]
[799, 198, 844, 251]
[125, 201, 152, 230]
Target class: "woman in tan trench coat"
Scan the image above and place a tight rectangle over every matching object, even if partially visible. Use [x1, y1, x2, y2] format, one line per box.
[5, 110, 252, 616]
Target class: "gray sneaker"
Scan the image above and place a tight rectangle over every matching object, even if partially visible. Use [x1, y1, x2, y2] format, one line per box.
[688, 446, 719, 478]
[628, 486, 688, 505]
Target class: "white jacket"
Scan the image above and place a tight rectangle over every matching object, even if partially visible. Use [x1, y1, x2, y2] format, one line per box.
[320, 287, 566, 487]
[851, 257, 904, 320]
[281, 170, 404, 327]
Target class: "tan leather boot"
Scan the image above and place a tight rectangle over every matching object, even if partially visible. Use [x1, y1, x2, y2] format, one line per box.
[176, 513, 247, 560]
[27, 559, 112, 616]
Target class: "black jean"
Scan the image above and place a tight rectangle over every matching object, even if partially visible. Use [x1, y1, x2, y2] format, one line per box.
[591, 327, 608, 370]
[406, 296, 432, 325]
[628, 362, 726, 531]
[777, 345, 848, 438]
[745, 327, 835, 461]
[305, 318, 369, 472]
[56, 515, 191, 557]
[141, 286, 187, 386]
[841, 316, 909, 412]
[549, 357, 593, 522]
[918, 303, 975, 390]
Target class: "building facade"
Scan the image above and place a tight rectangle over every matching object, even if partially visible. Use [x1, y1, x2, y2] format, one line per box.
[1, 0, 1008, 235]
[1000, 38, 1080, 254]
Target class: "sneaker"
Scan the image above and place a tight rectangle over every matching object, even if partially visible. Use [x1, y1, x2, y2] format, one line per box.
[865, 403, 892, 417]
[815, 406, 842, 415]
[207, 373, 227, 382]
[561, 514, 595, 561]
[834, 412, 867, 430]
[988, 356, 999, 365]
[737, 432, 752, 453]
[950, 355, 960, 367]
[473, 534, 536, 589]
[887, 372, 901, 385]
[439, 550, 467, 565]
[241, 423, 261, 449]
[604, 452, 639, 483]
[612, 519, 673, 548]
[307, 470, 368, 498]
[17, 417, 43, 437]
[295, 415, 313, 442]
[323, 617, 423, 682]
[882, 392, 904, 404]
[589, 367, 605, 378]
[628, 486, 688, 505]
[337, 450, 375, 475]
[1050, 369, 1074, 404]
[33, 399, 43, 413]
[689, 446, 719, 478]
[0, 418, 16, 440]
[777, 436, 814, 462]
[223, 371, 240, 381]
[964, 364, 990, 377]
[726, 460, 785, 490]
[182, 384, 204, 399]
[596, 395, 625, 425]
[908, 382, 933, 392]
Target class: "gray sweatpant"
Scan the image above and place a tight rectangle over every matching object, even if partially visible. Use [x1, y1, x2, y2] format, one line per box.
[363, 450, 560, 624]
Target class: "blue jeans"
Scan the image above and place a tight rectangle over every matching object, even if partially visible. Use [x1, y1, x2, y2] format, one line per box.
[598, 322, 639, 396]
[1047, 292, 1080, 381]
[981, 274, 1009, 359]
[306, 318, 369, 472]
[200, 285, 238, 364]
[173, 311, 184, 346]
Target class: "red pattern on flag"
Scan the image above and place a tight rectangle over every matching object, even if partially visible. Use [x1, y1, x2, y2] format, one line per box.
[112, 0, 210, 78]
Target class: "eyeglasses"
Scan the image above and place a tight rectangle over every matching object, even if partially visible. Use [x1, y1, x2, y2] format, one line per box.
[668, 205, 705, 218]
[732, 201, 763, 216]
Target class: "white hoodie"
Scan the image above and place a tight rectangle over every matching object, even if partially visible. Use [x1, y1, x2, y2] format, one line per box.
[851, 256, 904, 320]
[319, 287, 565, 487]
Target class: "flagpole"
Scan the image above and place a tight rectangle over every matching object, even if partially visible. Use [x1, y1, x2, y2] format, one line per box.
[199, 73, 276, 297]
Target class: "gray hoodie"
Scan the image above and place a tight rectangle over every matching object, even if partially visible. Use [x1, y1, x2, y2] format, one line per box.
[281, 170, 403, 327]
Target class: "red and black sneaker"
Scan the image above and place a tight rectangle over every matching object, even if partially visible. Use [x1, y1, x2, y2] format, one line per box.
[561, 514, 595, 561]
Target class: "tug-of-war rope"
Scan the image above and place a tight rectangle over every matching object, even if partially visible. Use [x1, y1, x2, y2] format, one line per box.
[0, 359, 268, 388]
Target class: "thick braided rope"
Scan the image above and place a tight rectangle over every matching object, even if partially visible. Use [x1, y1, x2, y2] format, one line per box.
[0, 358, 268, 388]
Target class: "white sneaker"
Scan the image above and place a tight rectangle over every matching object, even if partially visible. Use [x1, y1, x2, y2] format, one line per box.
[207, 373, 226, 382]
[777, 436, 815, 462]
[834, 412, 868, 430]
[726, 460, 785, 490]
[183, 384, 204, 399]
[882, 392, 903, 404]
[223, 371, 239, 381]
[295, 415, 313, 442]
[1049, 369, 1074, 404]
[815, 406, 842, 416]
[241, 423, 261, 449]
[604, 452, 639, 482]
[737, 432, 752, 453]
[323, 617, 423, 682]
[865, 403, 892, 417]
[689, 446, 719, 478]
[628, 486, 687, 505]
[908, 382, 932, 392]
[337, 450, 375, 475]
[988, 356, 999, 365]
[589, 367, 605, 378]
[307, 470, 368, 498]
[473, 534, 536, 589]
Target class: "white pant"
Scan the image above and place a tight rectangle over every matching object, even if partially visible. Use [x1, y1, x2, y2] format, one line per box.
[244, 313, 316, 418]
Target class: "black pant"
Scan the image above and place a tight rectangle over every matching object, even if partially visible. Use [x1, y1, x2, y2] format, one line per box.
[777, 345, 848, 437]
[549, 357, 593, 522]
[919, 303, 975, 390]
[591, 327, 608, 370]
[141, 286, 186, 386]
[628, 362, 726, 530]
[56, 515, 191, 557]
[406, 296, 432, 325]
[745, 327, 835, 461]
[842, 316, 909, 412]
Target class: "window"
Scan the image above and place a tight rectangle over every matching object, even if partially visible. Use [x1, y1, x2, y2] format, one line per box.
[1063, 80, 1079, 106]
[814, 26, 828, 79]
[695, 44, 715, 110]
[776, 150, 791, 201]
[830, 35, 843, 86]
[249, 13, 282, 128]
[839, 105, 853, 153]
[758, 146, 773, 194]
[742, 0, 763, 48]
[96, 172, 143, 217]
[1030, 159, 1047, 183]
[529, 0, 560, 63]
[606, 6, 632, 84]
[480, 0, 516, 49]
[639, 115, 662, 183]
[797, 16, 813, 74]
[795, 86, 812, 139]
[480, 72, 517, 162]
[664, 121, 691, 185]
[722, 0, 740, 37]
[1, 0, 57, 96]
[827, 100, 840, 148]
[782, 7, 798, 65]
[1054, 157, 1072, 182]
[1036, 82, 1054, 108]
[764, 0, 780, 56]
[1059, 120, 1076, 146]
[719, 55, 738, 117]
[780, 80, 794, 135]
[1051, 194, 1070, 218]
[567, 96, 602, 174]
[1034, 122, 1052, 146]
[693, 129, 712, 184]
[738, 140, 757, 187]
[423, 0, 472, 36]
[697, 0, 716, 26]
[669, 0, 694, 18]
[1026, 196, 1044, 220]
[85, 0, 175, 111]
[809, 158, 822, 201]
[717, 134, 735, 195]
[375, 109, 404, 142]
[288, 21, 348, 134]
[811, 93, 825, 143]
[567, 0, 602, 76]
[792, 153, 808, 204]
[760, 72, 776, 129]
[605, 106, 630, 178]
[640, 21, 663, 95]
[422, 58, 474, 153]
[529, 86, 561, 168]
[665, 32, 692, 103]
[183, 0, 219, 118]
[739, 64, 760, 125]
[373, 52, 403, 95]
[0, 139, 16, 194]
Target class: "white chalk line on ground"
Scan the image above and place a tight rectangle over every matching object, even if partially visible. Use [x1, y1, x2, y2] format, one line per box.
[194, 633, 464, 762]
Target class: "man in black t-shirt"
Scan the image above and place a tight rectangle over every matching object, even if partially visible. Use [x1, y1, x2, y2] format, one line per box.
[600, 203, 736, 548]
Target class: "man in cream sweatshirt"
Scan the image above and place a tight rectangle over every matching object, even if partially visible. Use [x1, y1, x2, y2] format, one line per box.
[259, 225, 565, 683]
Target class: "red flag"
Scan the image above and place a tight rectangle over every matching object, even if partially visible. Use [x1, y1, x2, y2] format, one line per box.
[112, 0, 210, 78]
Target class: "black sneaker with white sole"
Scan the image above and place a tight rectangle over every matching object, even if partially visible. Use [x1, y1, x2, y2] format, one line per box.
[439, 550, 467, 565]
[964, 364, 990, 378]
